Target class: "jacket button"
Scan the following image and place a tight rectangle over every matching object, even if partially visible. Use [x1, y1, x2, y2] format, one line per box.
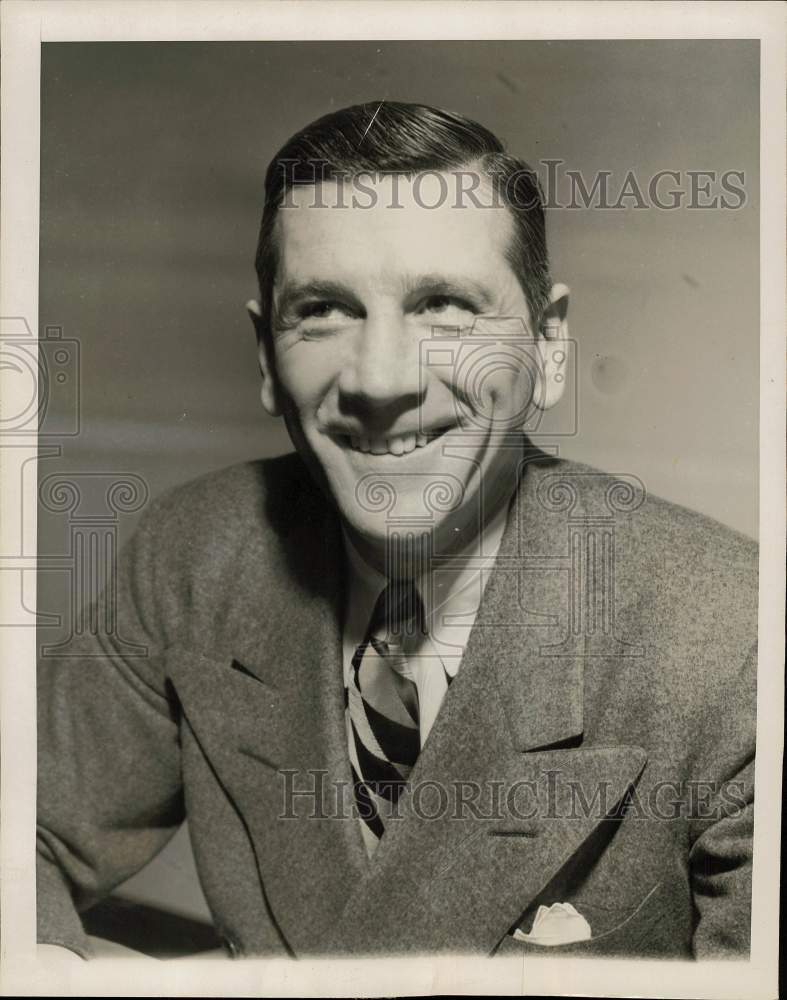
[222, 935, 241, 958]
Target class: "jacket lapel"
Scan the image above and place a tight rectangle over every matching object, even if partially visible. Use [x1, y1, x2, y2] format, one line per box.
[165, 468, 370, 954]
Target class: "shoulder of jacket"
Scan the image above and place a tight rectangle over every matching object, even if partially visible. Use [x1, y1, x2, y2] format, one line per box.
[537, 460, 758, 743]
[137, 451, 320, 547]
[533, 454, 757, 572]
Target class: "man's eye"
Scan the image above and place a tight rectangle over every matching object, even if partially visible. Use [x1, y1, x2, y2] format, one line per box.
[300, 301, 349, 320]
[417, 294, 476, 315]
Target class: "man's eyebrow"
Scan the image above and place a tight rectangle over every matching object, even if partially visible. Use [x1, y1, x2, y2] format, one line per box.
[274, 274, 496, 317]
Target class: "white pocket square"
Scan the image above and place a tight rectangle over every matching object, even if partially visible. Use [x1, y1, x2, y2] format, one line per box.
[512, 902, 592, 946]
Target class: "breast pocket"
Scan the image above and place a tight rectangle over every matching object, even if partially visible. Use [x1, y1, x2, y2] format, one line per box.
[494, 881, 683, 958]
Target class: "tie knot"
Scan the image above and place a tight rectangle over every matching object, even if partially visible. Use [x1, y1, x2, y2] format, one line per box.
[370, 580, 425, 645]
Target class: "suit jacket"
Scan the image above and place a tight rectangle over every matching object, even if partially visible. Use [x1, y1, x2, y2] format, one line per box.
[37, 448, 757, 960]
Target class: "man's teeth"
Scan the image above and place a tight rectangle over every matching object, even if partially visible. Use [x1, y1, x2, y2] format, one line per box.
[349, 433, 432, 455]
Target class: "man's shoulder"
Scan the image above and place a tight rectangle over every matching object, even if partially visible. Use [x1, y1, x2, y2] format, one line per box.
[529, 453, 758, 655]
[536, 454, 758, 576]
[149, 451, 317, 524]
[135, 451, 325, 566]
[539, 457, 758, 740]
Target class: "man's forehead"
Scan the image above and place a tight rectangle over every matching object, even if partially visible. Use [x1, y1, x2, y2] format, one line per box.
[274, 172, 515, 286]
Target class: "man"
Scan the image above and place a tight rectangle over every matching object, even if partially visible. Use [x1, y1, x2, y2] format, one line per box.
[37, 101, 757, 960]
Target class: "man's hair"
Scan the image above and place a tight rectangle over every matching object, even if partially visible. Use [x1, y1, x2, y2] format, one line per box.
[254, 100, 550, 332]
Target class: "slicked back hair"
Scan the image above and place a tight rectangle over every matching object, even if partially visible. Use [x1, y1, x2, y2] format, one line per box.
[254, 100, 551, 335]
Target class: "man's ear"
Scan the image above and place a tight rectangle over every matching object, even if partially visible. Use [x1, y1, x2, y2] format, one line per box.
[246, 298, 282, 417]
[535, 282, 570, 411]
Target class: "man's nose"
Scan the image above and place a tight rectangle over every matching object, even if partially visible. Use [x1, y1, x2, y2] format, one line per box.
[337, 314, 424, 418]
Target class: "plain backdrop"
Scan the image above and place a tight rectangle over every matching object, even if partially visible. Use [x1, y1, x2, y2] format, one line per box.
[37, 39, 759, 927]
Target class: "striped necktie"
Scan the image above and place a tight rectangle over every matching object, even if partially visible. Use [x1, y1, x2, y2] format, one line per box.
[347, 579, 424, 855]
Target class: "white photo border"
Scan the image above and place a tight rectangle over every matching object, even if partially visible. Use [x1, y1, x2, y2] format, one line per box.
[1, 2, 783, 997]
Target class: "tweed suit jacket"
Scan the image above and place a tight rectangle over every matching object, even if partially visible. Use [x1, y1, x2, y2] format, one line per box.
[37, 447, 757, 960]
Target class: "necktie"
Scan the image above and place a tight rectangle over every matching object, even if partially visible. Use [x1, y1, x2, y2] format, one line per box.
[347, 580, 424, 854]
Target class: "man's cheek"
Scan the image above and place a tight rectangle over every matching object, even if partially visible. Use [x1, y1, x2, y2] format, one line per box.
[471, 369, 536, 430]
[504, 368, 541, 425]
[276, 374, 319, 422]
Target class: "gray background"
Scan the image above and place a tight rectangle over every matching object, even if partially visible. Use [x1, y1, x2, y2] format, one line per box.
[38, 40, 759, 923]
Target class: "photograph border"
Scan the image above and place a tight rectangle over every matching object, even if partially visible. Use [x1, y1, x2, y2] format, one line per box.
[1, 3, 783, 998]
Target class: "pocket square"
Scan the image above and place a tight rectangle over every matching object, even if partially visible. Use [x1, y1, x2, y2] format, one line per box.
[512, 902, 592, 946]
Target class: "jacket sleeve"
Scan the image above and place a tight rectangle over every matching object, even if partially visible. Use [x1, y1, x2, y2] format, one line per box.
[37, 497, 185, 957]
[688, 644, 757, 959]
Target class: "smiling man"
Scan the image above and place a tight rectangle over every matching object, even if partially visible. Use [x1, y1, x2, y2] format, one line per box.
[250, 129, 568, 567]
[37, 101, 757, 961]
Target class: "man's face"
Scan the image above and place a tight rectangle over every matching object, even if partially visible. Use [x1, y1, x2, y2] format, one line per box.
[254, 172, 566, 560]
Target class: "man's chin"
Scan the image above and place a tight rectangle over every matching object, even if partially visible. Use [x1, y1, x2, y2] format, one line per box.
[339, 509, 440, 546]
[340, 514, 441, 576]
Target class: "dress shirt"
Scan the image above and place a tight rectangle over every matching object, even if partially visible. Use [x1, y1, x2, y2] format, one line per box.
[342, 500, 510, 747]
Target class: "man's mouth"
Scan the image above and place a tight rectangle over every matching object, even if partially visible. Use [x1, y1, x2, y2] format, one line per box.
[343, 427, 453, 456]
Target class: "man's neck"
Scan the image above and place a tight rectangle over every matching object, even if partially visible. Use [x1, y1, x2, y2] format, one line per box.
[341, 432, 529, 577]
[344, 475, 518, 580]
